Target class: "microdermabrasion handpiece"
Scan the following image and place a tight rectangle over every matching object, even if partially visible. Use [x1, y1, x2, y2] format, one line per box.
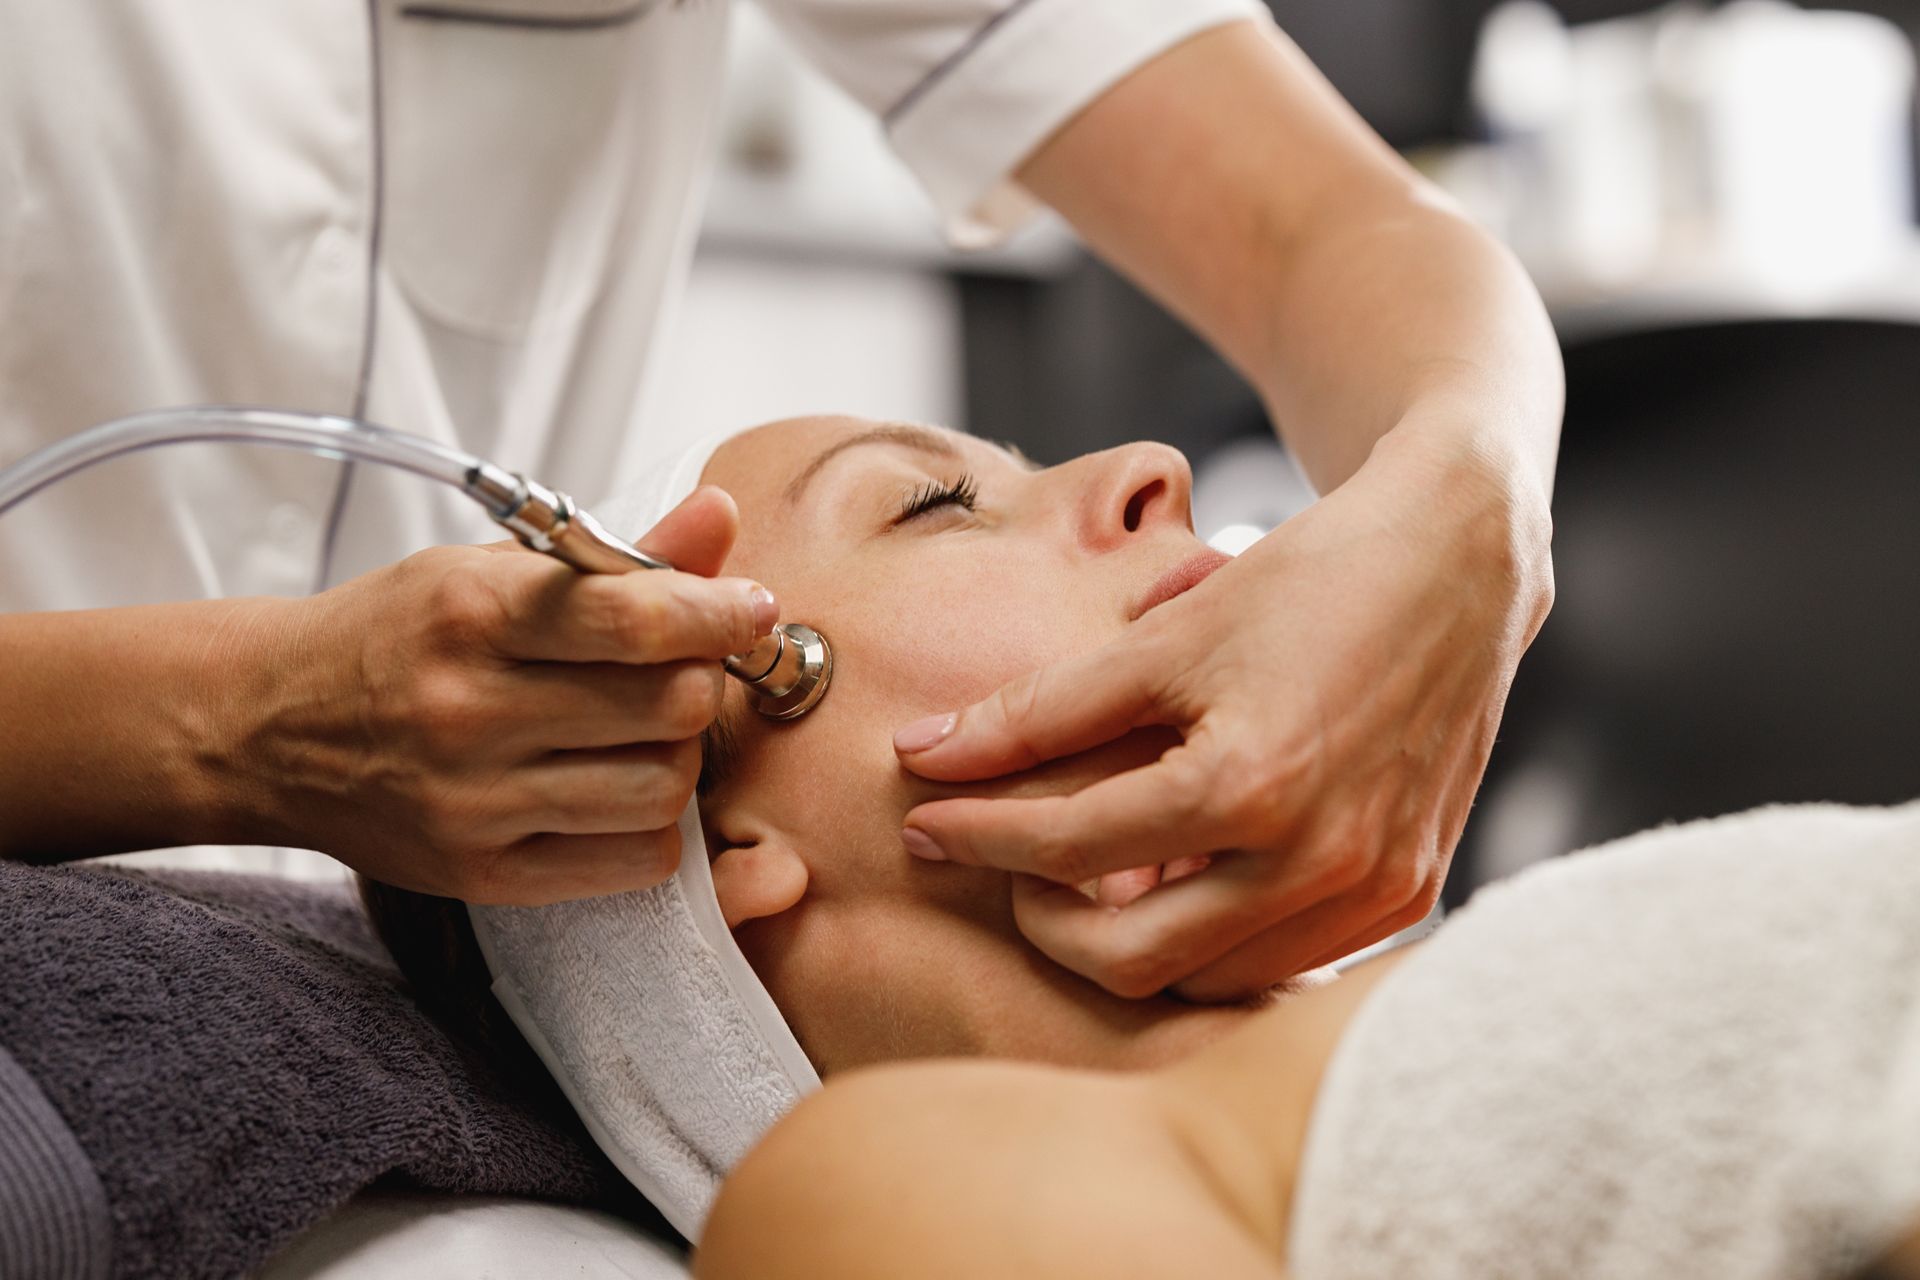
[0, 406, 834, 722]
[462, 463, 833, 721]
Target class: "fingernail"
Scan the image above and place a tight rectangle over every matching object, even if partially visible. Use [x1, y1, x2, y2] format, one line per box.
[902, 827, 947, 861]
[893, 711, 957, 755]
[749, 585, 779, 637]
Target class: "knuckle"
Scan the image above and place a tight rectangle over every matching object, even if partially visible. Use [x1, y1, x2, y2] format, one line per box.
[645, 745, 701, 825]
[1099, 947, 1176, 1000]
[1383, 848, 1441, 920]
[1377, 857, 1426, 914]
[659, 664, 724, 739]
[635, 826, 683, 881]
[414, 790, 479, 855]
[601, 580, 674, 658]
[711, 583, 757, 653]
[407, 671, 488, 749]
[1218, 746, 1286, 831]
[1161, 750, 1217, 831]
[422, 556, 504, 648]
[453, 846, 518, 904]
[989, 675, 1049, 768]
[1033, 823, 1095, 885]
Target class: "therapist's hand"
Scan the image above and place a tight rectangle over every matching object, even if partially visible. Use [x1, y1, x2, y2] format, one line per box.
[893, 432, 1553, 1001]
[233, 486, 773, 904]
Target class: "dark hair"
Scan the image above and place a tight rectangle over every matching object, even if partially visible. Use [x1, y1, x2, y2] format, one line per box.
[356, 876, 557, 1098]
[360, 710, 742, 1088]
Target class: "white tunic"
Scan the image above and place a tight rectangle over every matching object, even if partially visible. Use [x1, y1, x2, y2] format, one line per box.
[0, 0, 1258, 613]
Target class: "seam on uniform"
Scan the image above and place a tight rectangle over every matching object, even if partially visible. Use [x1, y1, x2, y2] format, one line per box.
[397, 2, 656, 31]
[314, 0, 391, 594]
[882, 0, 1043, 129]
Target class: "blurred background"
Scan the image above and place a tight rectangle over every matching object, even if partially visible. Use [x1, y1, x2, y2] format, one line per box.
[651, 0, 1920, 898]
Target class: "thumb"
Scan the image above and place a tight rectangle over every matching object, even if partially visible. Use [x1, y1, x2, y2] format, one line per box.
[636, 485, 740, 578]
[893, 639, 1169, 783]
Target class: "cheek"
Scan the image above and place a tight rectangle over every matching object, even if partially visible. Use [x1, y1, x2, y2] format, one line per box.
[833, 549, 1110, 715]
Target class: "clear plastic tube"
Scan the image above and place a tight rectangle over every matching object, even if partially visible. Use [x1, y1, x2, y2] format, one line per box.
[0, 403, 836, 718]
[0, 406, 485, 518]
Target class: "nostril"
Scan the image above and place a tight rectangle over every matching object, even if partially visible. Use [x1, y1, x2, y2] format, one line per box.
[1123, 480, 1163, 533]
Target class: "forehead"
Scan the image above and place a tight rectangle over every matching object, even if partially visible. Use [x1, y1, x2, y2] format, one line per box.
[703, 414, 961, 496]
[701, 415, 971, 548]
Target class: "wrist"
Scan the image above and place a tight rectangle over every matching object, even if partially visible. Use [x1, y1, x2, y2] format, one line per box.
[0, 598, 304, 861]
[183, 596, 314, 849]
[1362, 410, 1557, 629]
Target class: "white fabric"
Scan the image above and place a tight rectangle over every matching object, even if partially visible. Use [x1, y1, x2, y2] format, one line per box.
[763, 0, 1267, 245]
[1, 0, 1262, 612]
[261, 1192, 689, 1280]
[1290, 801, 1920, 1280]
[469, 423, 818, 1243]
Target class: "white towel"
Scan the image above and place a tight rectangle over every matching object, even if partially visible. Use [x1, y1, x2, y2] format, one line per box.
[1290, 801, 1920, 1279]
[468, 427, 818, 1243]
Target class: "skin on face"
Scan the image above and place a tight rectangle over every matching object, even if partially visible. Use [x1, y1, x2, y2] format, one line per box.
[698, 415, 1258, 1075]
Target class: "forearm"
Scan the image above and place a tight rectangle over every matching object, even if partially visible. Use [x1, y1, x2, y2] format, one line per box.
[0, 599, 285, 861]
[1256, 194, 1562, 505]
[1019, 19, 1562, 514]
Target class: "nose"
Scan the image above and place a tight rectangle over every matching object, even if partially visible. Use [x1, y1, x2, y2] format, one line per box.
[1070, 442, 1193, 554]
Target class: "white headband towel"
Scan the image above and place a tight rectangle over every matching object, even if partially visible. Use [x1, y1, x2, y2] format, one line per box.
[468, 426, 820, 1242]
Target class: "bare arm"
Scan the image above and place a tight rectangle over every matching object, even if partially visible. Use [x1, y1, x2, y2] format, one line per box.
[895, 19, 1560, 996]
[1018, 17, 1561, 501]
[0, 600, 281, 862]
[0, 490, 771, 902]
[697, 1061, 1283, 1280]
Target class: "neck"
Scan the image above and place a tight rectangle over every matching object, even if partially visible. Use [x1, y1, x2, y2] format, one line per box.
[950, 943, 1263, 1070]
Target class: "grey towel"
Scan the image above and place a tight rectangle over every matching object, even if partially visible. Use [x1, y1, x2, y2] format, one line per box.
[0, 861, 655, 1280]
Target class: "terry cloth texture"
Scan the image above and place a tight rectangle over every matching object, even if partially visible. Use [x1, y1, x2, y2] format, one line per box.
[0, 861, 653, 1280]
[1290, 801, 1920, 1280]
[0, 1041, 109, 1280]
[470, 423, 821, 1243]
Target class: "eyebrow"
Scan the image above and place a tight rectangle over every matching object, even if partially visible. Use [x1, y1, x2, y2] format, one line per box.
[783, 423, 964, 504]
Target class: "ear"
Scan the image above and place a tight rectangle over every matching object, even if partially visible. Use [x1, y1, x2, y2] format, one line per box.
[710, 838, 810, 929]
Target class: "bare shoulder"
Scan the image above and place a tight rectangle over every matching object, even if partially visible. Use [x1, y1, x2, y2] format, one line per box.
[696, 1059, 1282, 1280]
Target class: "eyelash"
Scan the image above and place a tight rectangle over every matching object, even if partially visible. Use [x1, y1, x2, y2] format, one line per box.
[895, 474, 979, 524]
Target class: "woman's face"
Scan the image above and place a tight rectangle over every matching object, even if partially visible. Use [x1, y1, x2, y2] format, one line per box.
[699, 416, 1251, 1074]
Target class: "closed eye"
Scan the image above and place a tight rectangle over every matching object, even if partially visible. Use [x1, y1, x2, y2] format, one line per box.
[894, 474, 978, 525]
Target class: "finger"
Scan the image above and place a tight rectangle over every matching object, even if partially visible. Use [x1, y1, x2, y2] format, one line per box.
[498, 660, 723, 751]
[463, 827, 685, 905]
[902, 747, 1224, 882]
[1170, 872, 1435, 1003]
[1291, 880, 1444, 975]
[1006, 858, 1286, 999]
[518, 739, 702, 834]
[1007, 840, 1380, 999]
[635, 485, 740, 578]
[1093, 864, 1161, 908]
[893, 634, 1175, 782]
[493, 560, 776, 664]
[1161, 854, 1213, 883]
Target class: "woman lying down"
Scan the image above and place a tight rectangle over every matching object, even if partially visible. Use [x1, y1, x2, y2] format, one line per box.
[361, 414, 1920, 1279]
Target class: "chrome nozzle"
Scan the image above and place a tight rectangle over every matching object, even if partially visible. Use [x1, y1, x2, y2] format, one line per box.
[725, 624, 833, 721]
[471, 468, 833, 721]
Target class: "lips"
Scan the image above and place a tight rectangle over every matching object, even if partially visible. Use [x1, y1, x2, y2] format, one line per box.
[1131, 547, 1232, 621]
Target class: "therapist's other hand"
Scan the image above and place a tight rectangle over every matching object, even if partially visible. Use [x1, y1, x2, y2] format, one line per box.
[893, 435, 1553, 1001]
[234, 486, 773, 904]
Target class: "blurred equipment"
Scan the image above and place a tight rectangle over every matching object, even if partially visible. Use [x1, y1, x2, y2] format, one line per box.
[1460, 0, 1917, 299]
